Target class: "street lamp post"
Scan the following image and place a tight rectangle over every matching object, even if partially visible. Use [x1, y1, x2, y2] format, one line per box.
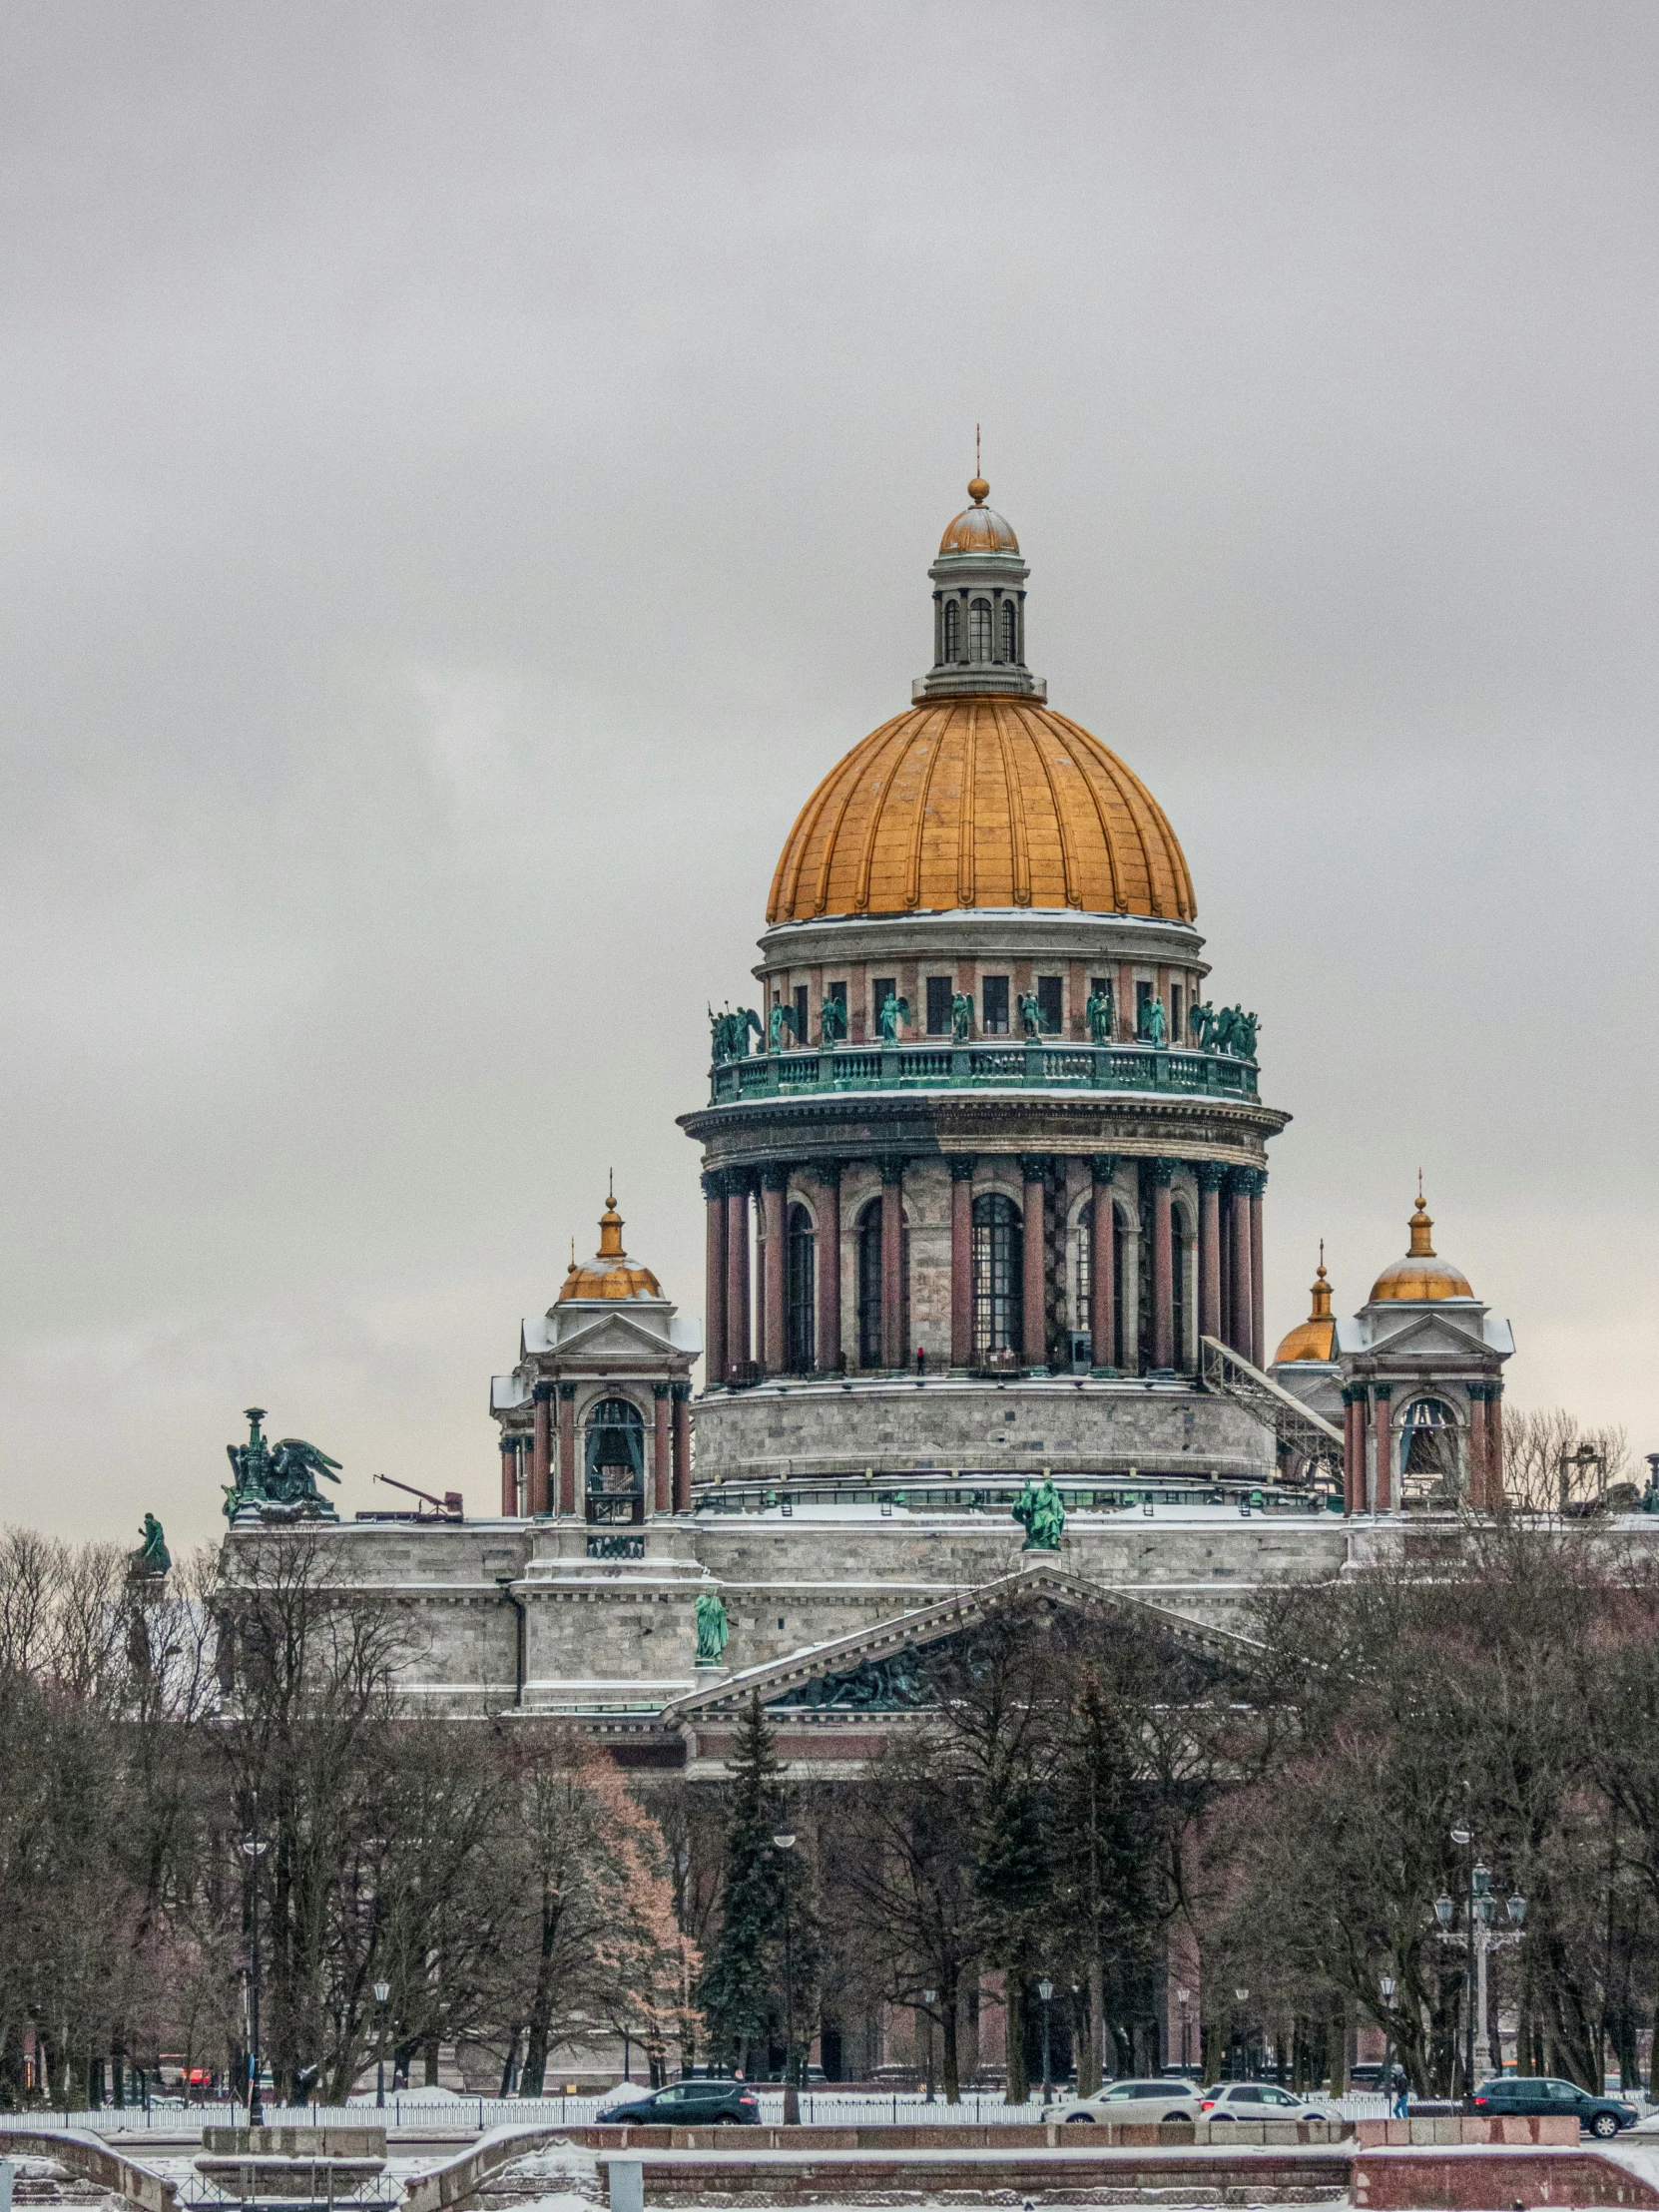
[921, 1988, 937, 2105]
[1234, 1989, 1250, 2081]
[373, 1982, 389, 2109]
[1379, 1975, 1395, 2111]
[1435, 1823, 1525, 2106]
[240, 1813, 269, 2129]
[1037, 1980, 1054, 2105]
[1177, 1987, 1191, 2072]
[772, 1831, 800, 2125]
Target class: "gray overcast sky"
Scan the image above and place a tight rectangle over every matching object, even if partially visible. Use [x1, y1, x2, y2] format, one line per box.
[4, 1, 1656, 1545]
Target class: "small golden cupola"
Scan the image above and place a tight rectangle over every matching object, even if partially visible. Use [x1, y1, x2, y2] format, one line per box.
[1274, 1245, 1337, 1363]
[555, 1181, 663, 1303]
[1368, 1178, 1473, 1303]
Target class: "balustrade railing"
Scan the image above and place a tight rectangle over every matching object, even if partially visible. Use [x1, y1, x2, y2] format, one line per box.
[709, 1039, 1258, 1106]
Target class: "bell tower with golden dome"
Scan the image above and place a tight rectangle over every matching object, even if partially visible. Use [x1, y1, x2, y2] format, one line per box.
[1272, 1183, 1513, 1514]
[681, 478, 1290, 1491]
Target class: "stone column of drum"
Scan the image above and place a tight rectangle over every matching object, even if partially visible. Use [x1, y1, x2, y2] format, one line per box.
[1371, 1385, 1392, 1512]
[815, 1163, 842, 1373]
[726, 1177, 751, 1376]
[1228, 1172, 1254, 1360]
[949, 1157, 975, 1370]
[880, 1157, 905, 1370]
[671, 1384, 692, 1514]
[557, 1383, 578, 1516]
[1343, 1388, 1367, 1516]
[1020, 1155, 1048, 1369]
[1150, 1161, 1176, 1373]
[762, 1166, 790, 1374]
[1249, 1171, 1267, 1370]
[651, 1384, 672, 1516]
[1487, 1386, 1505, 1505]
[531, 1387, 551, 1517]
[1477, 1388, 1503, 1512]
[703, 1171, 729, 1387]
[500, 1441, 518, 1517]
[1090, 1156, 1117, 1371]
[1197, 1163, 1226, 1346]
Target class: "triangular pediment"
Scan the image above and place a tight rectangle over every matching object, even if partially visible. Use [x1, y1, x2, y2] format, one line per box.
[662, 1561, 1261, 1722]
[1366, 1309, 1493, 1363]
[551, 1309, 681, 1362]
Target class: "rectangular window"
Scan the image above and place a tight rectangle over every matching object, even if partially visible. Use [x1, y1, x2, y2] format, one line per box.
[1036, 974, 1062, 1033]
[1136, 979, 1153, 1038]
[1171, 982, 1183, 1045]
[794, 984, 810, 1047]
[982, 974, 1010, 1034]
[925, 976, 952, 1035]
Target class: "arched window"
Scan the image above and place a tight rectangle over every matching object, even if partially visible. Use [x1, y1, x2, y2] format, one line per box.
[854, 1199, 909, 1368]
[972, 1193, 1023, 1362]
[584, 1396, 645, 1524]
[786, 1202, 816, 1373]
[1400, 1396, 1460, 1485]
[943, 599, 962, 660]
[1001, 599, 1018, 663]
[968, 598, 993, 659]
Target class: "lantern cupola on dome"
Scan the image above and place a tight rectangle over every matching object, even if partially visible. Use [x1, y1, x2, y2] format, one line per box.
[556, 1181, 663, 1303]
[1368, 1180, 1474, 1304]
[915, 472, 1044, 704]
[1275, 1246, 1338, 1364]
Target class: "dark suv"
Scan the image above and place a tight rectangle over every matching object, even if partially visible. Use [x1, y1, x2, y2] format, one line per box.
[605, 2078, 761, 2126]
[1473, 2076, 1638, 2139]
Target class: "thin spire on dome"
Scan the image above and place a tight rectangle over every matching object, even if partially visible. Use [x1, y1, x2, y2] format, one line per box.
[597, 1183, 626, 1261]
[1406, 1179, 1435, 1259]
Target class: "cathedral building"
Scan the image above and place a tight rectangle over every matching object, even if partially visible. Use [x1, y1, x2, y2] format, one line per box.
[682, 477, 1287, 1490]
[227, 475, 1557, 1753]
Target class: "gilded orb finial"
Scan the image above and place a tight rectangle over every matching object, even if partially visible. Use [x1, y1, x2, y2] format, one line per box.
[967, 475, 989, 504]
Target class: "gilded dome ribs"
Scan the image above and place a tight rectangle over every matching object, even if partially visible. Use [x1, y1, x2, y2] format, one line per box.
[853, 716, 922, 913]
[989, 699, 1031, 906]
[767, 699, 1194, 925]
[956, 705, 978, 906]
[906, 705, 951, 909]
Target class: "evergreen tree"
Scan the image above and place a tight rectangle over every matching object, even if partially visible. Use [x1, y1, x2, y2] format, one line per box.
[698, 1693, 786, 2072]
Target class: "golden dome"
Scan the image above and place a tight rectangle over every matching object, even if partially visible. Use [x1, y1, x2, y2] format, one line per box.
[939, 476, 1019, 554]
[555, 1185, 662, 1303]
[767, 696, 1195, 922]
[1275, 1246, 1337, 1363]
[1368, 1182, 1473, 1303]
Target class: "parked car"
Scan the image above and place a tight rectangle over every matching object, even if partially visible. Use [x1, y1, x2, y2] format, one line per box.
[605, 2079, 761, 2126]
[1200, 2083, 1334, 2122]
[1052, 2078, 1205, 2125]
[1473, 2077, 1637, 2139]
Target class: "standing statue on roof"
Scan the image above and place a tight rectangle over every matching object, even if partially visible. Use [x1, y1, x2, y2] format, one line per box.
[695, 1587, 730, 1666]
[1017, 989, 1043, 1038]
[878, 992, 909, 1043]
[820, 994, 847, 1045]
[1146, 996, 1168, 1048]
[129, 1512, 171, 1579]
[950, 992, 975, 1042]
[768, 1001, 797, 1053]
[1085, 985, 1114, 1044]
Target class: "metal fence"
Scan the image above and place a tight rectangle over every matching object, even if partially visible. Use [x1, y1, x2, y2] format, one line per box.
[0, 2087, 1424, 2134]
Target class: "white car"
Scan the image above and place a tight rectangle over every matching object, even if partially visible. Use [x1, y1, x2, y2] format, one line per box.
[1199, 2082, 1333, 2122]
[1053, 2077, 1206, 2125]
